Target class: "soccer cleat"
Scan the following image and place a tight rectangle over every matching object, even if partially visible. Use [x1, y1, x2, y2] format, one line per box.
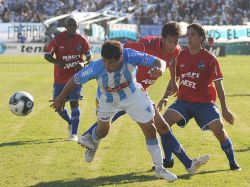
[155, 168, 177, 182]
[69, 134, 78, 142]
[151, 159, 174, 171]
[78, 133, 95, 149]
[230, 164, 241, 171]
[85, 146, 98, 163]
[78, 133, 99, 162]
[68, 125, 72, 138]
[163, 159, 174, 168]
[186, 155, 210, 174]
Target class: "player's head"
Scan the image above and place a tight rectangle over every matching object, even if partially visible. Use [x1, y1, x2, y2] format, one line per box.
[161, 22, 181, 52]
[101, 40, 123, 72]
[65, 17, 78, 37]
[186, 23, 206, 49]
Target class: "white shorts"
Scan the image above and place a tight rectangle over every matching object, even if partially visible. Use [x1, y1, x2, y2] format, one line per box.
[97, 90, 155, 123]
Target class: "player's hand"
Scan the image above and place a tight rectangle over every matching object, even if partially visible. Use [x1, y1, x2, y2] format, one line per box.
[149, 67, 163, 78]
[57, 61, 65, 69]
[157, 98, 168, 111]
[222, 108, 235, 125]
[49, 97, 65, 112]
[75, 62, 85, 72]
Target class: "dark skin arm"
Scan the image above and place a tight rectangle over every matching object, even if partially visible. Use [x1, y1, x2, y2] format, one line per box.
[44, 53, 65, 68]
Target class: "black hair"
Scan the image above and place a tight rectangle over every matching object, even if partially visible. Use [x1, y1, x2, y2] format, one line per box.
[161, 22, 181, 38]
[65, 17, 78, 27]
[187, 23, 207, 47]
[101, 40, 122, 60]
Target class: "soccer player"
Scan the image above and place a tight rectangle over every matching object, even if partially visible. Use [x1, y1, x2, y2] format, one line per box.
[44, 17, 92, 142]
[81, 22, 209, 174]
[158, 23, 241, 171]
[50, 40, 178, 182]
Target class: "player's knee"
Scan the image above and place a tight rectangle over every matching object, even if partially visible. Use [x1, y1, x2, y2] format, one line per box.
[70, 101, 79, 108]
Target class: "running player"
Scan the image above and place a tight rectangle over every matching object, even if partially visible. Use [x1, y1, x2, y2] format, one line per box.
[44, 17, 92, 141]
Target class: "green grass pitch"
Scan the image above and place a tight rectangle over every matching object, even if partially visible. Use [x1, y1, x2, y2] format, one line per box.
[0, 55, 249, 187]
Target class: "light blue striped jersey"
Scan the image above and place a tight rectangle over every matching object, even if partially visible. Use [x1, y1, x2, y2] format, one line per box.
[74, 48, 157, 103]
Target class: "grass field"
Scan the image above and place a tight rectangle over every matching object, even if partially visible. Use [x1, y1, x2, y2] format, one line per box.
[0, 55, 249, 187]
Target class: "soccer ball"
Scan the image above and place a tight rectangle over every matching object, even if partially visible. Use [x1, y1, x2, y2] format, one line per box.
[9, 91, 34, 116]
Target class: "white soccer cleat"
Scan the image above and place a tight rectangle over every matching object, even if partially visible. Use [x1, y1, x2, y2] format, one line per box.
[69, 134, 78, 142]
[78, 133, 95, 149]
[155, 168, 177, 182]
[85, 146, 98, 163]
[186, 155, 210, 174]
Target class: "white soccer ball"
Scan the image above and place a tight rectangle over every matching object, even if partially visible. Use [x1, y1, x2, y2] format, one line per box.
[9, 91, 34, 116]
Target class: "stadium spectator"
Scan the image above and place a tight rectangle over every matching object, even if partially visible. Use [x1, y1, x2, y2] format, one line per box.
[157, 23, 241, 171]
[0, 0, 249, 25]
[80, 22, 210, 174]
[44, 17, 92, 142]
[50, 40, 178, 182]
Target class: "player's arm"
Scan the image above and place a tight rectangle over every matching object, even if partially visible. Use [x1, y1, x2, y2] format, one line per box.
[214, 80, 235, 125]
[50, 76, 77, 111]
[149, 58, 166, 78]
[44, 53, 65, 68]
[168, 57, 178, 95]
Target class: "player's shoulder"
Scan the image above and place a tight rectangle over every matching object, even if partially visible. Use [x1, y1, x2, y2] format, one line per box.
[124, 42, 145, 52]
[201, 48, 218, 62]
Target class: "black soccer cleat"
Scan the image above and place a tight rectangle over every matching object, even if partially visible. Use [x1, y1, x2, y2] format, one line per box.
[230, 164, 241, 171]
[163, 159, 174, 168]
[150, 159, 174, 171]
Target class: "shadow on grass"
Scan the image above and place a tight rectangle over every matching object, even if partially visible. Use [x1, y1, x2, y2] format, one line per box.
[0, 138, 67, 147]
[178, 169, 228, 180]
[235, 146, 250, 153]
[226, 94, 250, 97]
[29, 172, 157, 187]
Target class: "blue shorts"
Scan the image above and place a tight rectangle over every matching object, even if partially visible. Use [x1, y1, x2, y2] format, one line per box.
[53, 83, 83, 101]
[168, 100, 221, 131]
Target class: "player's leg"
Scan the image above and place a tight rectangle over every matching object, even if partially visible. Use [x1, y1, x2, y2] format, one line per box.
[125, 91, 177, 182]
[208, 120, 241, 171]
[53, 83, 71, 125]
[68, 85, 82, 141]
[194, 103, 240, 171]
[161, 100, 190, 168]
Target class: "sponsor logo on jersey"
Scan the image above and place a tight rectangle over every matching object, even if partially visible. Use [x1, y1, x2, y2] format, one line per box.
[62, 54, 81, 61]
[81, 68, 93, 77]
[106, 81, 130, 92]
[59, 46, 64, 49]
[64, 61, 79, 69]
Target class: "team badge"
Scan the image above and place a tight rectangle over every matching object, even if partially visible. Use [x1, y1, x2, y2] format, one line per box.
[198, 60, 205, 69]
[76, 44, 82, 51]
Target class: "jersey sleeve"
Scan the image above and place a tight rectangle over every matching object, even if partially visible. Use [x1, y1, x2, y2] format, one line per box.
[74, 59, 103, 85]
[210, 58, 223, 82]
[124, 48, 157, 67]
[124, 42, 145, 52]
[44, 39, 57, 55]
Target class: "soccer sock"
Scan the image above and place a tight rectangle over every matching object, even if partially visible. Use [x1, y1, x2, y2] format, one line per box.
[146, 138, 164, 172]
[92, 127, 101, 144]
[83, 122, 97, 136]
[161, 131, 192, 168]
[111, 111, 126, 123]
[58, 109, 71, 125]
[221, 138, 237, 166]
[71, 107, 80, 135]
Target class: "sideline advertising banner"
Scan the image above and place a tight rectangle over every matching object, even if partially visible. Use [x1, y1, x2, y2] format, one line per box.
[0, 23, 46, 43]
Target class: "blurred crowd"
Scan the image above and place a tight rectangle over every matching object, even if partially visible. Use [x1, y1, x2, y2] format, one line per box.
[0, 0, 249, 25]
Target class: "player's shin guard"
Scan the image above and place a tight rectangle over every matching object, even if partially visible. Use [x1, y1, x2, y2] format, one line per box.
[71, 107, 80, 135]
[58, 109, 71, 125]
[146, 138, 164, 172]
[221, 138, 238, 166]
[161, 131, 192, 168]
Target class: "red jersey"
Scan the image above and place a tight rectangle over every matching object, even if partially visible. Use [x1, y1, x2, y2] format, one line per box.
[44, 31, 90, 84]
[126, 36, 181, 90]
[176, 48, 223, 103]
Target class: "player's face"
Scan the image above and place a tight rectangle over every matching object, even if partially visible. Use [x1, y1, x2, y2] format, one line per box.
[162, 35, 178, 52]
[65, 19, 78, 37]
[103, 57, 122, 72]
[186, 28, 203, 49]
